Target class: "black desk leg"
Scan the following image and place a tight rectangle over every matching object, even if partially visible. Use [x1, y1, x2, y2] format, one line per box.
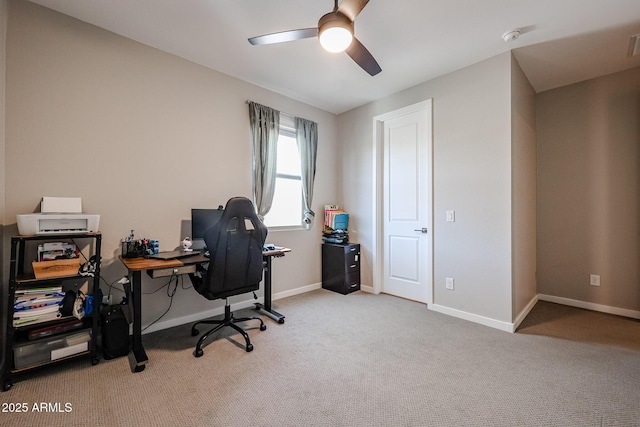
[254, 255, 285, 324]
[127, 270, 148, 372]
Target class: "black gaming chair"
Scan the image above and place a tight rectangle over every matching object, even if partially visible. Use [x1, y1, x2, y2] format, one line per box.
[189, 197, 268, 357]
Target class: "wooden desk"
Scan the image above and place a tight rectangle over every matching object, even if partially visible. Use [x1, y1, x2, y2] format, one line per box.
[119, 248, 290, 373]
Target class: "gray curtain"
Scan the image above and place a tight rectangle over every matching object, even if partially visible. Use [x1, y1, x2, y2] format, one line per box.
[295, 117, 318, 229]
[248, 102, 280, 220]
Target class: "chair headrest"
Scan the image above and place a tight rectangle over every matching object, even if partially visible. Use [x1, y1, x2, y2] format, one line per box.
[223, 197, 257, 219]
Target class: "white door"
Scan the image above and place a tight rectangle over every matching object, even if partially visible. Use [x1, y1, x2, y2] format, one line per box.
[381, 102, 432, 303]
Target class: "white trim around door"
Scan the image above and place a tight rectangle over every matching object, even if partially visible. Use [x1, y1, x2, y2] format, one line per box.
[371, 99, 434, 305]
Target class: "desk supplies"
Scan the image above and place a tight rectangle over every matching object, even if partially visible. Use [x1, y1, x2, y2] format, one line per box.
[323, 205, 349, 244]
[14, 294, 65, 311]
[32, 258, 81, 279]
[181, 237, 193, 251]
[26, 319, 84, 340]
[13, 287, 65, 326]
[37, 242, 78, 261]
[13, 305, 62, 327]
[121, 230, 159, 258]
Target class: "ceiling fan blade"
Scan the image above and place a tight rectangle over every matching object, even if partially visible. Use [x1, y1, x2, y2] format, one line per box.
[248, 28, 318, 45]
[345, 37, 381, 76]
[338, 0, 370, 22]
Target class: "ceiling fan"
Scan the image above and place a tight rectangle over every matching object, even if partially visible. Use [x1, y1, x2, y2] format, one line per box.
[248, 0, 381, 76]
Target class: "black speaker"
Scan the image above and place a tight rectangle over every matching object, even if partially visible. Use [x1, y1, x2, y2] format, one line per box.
[100, 305, 130, 360]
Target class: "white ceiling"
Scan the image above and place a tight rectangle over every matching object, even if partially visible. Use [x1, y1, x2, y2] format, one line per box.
[27, 0, 640, 114]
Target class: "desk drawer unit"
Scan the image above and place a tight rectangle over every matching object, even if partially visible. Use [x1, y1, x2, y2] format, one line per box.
[322, 243, 360, 294]
[146, 264, 196, 279]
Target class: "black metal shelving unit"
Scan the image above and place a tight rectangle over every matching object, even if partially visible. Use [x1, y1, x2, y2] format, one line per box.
[1, 232, 101, 391]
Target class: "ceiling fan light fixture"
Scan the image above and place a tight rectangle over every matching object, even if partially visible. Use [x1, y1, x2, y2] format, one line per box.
[318, 12, 354, 53]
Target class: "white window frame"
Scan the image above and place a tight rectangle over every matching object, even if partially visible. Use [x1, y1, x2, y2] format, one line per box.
[263, 113, 304, 230]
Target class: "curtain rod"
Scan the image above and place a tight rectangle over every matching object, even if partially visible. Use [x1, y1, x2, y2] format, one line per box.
[245, 100, 316, 125]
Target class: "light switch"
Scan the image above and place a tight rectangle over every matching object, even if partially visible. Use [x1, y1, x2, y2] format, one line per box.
[446, 210, 455, 222]
[446, 277, 454, 290]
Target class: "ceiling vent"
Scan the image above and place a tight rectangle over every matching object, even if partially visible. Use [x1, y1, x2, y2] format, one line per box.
[629, 34, 640, 57]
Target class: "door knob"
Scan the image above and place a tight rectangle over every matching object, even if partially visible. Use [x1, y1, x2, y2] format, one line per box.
[414, 227, 428, 233]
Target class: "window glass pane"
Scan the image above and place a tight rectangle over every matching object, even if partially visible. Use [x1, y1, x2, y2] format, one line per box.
[262, 119, 304, 228]
[276, 135, 301, 176]
[264, 177, 302, 227]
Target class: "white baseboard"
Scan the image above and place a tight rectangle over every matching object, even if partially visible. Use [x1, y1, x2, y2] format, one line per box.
[428, 304, 515, 333]
[273, 282, 321, 301]
[142, 282, 323, 335]
[142, 298, 262, 335]
[538, 294, 640, 320]
[145, 284, 640, 336]
[359, 284, 374, 293]
[511, 294, 539, 332]
[427, 293, 639, 335]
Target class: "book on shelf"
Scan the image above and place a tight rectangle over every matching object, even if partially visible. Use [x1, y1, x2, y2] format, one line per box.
[15, 286, 63, 296]
[14, 290, 64, 309]
[27, 318, 84, 340]
[324, 205, 349, 232]
[13, 304, 62, 327]
[15, 292, 62, 302]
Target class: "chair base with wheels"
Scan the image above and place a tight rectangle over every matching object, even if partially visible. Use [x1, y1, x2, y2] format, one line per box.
[191, 298, 266, 357]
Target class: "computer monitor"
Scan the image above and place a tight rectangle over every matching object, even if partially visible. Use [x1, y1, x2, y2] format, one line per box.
[191, 207, 224, 249]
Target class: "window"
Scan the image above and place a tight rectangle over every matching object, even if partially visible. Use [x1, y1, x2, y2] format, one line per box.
[263, 114, 303, 228]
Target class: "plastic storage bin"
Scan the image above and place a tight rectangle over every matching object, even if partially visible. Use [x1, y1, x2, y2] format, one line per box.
[13, 330, 91, 370]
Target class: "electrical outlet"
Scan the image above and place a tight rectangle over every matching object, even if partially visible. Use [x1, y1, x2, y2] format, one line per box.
[590, 274, 600, 287]
[446, 277, 454, 290]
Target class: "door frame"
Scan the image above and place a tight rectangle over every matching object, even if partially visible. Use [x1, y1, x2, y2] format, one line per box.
[371, 99, 434, 305]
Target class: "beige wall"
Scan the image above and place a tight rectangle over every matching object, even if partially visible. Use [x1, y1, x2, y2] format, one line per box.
[537, 67, 640, 312]
[4, 0, 339, 330]
[339, 52, 517, 326]
[511, 55, 537, 319]
[6, 0, 635, 338]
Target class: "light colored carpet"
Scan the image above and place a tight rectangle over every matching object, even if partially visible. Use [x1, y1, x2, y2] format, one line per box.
[1, 290, 639, 426]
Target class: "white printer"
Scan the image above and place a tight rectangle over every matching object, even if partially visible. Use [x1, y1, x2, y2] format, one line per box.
[16, 197, 100, 235]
